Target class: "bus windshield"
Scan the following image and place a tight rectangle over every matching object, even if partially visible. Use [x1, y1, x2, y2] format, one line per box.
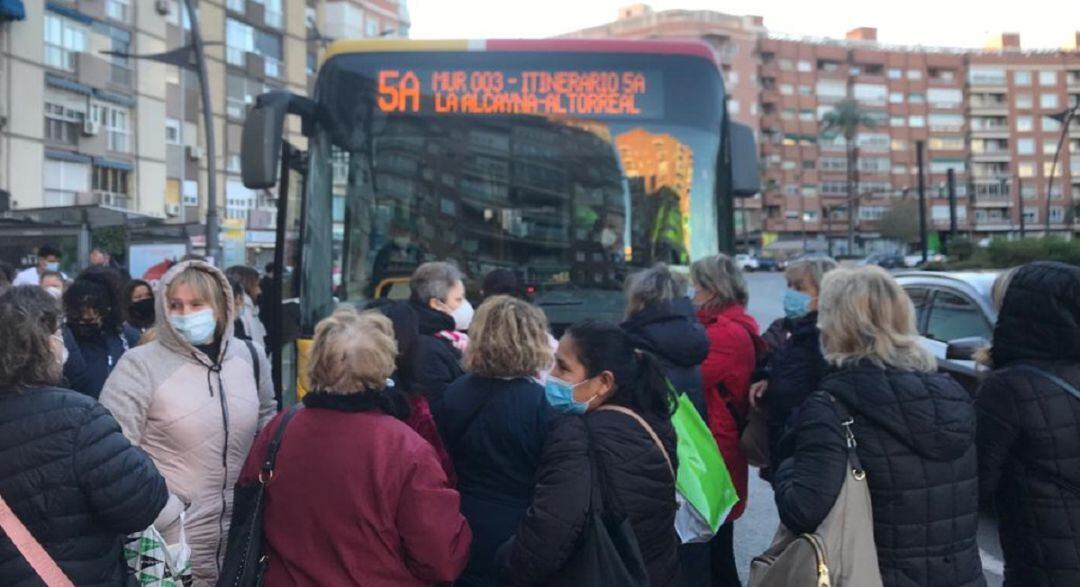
[306, 48, 725, 328]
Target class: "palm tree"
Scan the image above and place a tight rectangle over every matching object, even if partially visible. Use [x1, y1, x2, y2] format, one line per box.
[821, 99, 878, 255]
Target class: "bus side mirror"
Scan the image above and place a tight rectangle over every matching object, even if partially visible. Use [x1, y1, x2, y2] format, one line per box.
[242, 91, 319, 189]
[729, 122, 760, 197]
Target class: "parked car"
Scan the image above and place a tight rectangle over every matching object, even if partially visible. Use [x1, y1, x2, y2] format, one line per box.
[904, 252, 947, 268]
[895, 271, 1001, 394]
[858, 252, 907, 269]
[735, 254, 760, 272]
[756, 257, 780, 272]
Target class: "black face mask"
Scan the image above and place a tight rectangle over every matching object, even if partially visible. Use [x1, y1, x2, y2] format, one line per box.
[128, 298, 155, 326]
[69, 321, 104, 341]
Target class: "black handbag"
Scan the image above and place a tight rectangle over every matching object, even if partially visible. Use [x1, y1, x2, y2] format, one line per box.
[216, 404, 303, 587]
[544, 418, 650, 587]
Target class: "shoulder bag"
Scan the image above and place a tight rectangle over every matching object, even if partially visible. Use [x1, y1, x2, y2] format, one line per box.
[0, 493, 74, 587]
[216, 403, 303, 587]
[748, 394, 883, 587]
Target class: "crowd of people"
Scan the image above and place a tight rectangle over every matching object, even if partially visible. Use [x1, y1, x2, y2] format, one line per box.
[0, 243, 1077, 587]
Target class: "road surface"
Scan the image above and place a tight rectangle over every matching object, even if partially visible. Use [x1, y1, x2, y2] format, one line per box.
[740, 272, 1005, 585]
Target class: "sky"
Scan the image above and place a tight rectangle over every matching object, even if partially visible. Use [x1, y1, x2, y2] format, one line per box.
[408, 0, 1080, 50]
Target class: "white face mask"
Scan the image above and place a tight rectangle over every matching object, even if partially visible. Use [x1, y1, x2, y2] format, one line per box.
[600, 228, 617, 248]
[45, 287, 63, 300]
[52, 333, 68, 366]
[452, 299, 475, 332]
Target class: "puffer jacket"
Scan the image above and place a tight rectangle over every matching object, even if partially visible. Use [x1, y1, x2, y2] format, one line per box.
[774, 364, 984, 587]
[0, 387, 168, 586]
[500, 404, 680, 587]
[100, 261, 277, 587]
[61, 323, 141, 399]
[412, 299, 465, 417]
[621, 298, 709, 417]
[762, 311, 827, 472]
[698, 303, 763, 522]
[977, 261, 1080, 587]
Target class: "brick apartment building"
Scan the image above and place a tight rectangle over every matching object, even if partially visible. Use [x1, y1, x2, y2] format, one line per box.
[563, 4, 1080, 254]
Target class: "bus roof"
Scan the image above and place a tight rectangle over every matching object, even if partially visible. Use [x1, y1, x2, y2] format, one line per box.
[322, 38, 719, 67]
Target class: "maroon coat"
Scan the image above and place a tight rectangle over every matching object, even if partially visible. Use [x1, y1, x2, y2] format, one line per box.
[237, 394, 472, 587]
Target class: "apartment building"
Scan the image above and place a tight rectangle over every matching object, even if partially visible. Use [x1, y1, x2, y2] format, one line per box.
[0, 0, 407, 262]
[563, 5, 1080, 253]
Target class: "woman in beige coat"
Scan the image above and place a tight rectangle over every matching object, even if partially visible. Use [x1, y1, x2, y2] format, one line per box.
[100, 260, 276, 586]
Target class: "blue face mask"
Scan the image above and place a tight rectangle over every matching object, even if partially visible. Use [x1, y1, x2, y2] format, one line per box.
[783, 288, 814, 319]
[169, 309, 217, 346]
[45, 261, 60, 272]
[544, 376, 594, 415]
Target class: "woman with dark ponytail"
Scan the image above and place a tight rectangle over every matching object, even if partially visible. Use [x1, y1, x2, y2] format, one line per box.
[498, 320, 680, 587]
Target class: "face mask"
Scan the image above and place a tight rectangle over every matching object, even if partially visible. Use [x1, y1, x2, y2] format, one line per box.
[544, 376, 595, 415]
[169, 309, 217, 345]
[600, 228, 617, 248]
[452, 299, 474, 331]
[129, 298, 155, 324]
[52, 333, 68, 366]
[685, 285, 696, 301]
[45, 261, 60, 272]
[68, 321, 103, 341]
[393, 236, 411, 248]
[783, 288, 814, 320]
[45, 287, 63, 300]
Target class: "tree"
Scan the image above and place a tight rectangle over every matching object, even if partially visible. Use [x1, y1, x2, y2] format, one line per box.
[820, 99, 877, 254]
[879, 198, 921, 246]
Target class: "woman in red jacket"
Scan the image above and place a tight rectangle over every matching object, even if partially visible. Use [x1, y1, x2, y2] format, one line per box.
[689, 254, 764, 587]
[237, 307, 471, 586]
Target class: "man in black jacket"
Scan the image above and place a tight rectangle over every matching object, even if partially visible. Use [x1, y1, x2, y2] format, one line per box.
[409, 261, 468, 418]
[977, 261, 1080, 587]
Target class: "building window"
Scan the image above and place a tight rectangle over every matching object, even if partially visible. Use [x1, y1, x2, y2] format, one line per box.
[43, 14, 86, 71]
[927, 88, 962, 107]
[929, 136, 965, 150]
[106, 0, 129, 21]
[1041, 93, 1059, 109]
[908, 115, 926, 127]
[226, 18, 251, 66]
[227, 0, 245, 11]
[890, 116, 904, 127]
[928, 113, 964, 131]
[802, 159, 816, 170]
[907, 69, 922, 80]
[1046, 139, 1062, 154]
[908, 92, 925, 103]
[859, 206, 887, 220]
[1040, 71, 1057, 86]
[930, 159, 966, 173]
[853, 83, 887, 105]
[366, 17, 379, 37]
[1018, 162, 1036, 178]
[108, 27, 133, 85]
[891, 138, 908, 151]
[44, 101, 84, 144]
[1016, 116, 1034, 131]
[779, 83, 794, 95]
[44, 159, 90, 207]
[816, 80, 846, 99]
[969, 67, 1006, 85]
[226, 73, 265, 119]
[888, 68, 902, 79]
[1017, 138, 1036, 155]
[1050, 207, 1065, 222]
[797, 60, 812, 72]
[165, 118, 182, 144]
[798, 85, 812, 96]
[728, 100, 740, 114]
[92, 166, 130, 207]
[798, 109, 814, 121]
[856, 133, 890, 152]
[98, 105, 130, 153]
[893, 164, 908, 175]
[779, 59, 793, 70]
[1014, 70, 1032, 85]
[1016, 93, 1033, 108]
[307, 52, 317, 76]
[262, 0, 284, 29]
[1043, 116, 1062, 132]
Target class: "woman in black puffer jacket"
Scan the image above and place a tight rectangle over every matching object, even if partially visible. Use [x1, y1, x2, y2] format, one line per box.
[773, 267, 984, 587]
[0, 286, 168, 586]
[977, 261, 1080, 587]
[499, 320, 680, 587]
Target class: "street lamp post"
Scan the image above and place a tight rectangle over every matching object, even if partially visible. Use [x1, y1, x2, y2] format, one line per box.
[1044, 101, 1079, 236]
[182, 0, 219, 264]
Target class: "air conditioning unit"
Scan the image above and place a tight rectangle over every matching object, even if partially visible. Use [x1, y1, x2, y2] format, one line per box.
[186, 145, 205, 160]
[83, 120, 100, 136]
[165, 203, 181, 217]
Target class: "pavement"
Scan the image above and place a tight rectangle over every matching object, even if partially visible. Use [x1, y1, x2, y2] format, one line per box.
[740, 272, 1005, 585]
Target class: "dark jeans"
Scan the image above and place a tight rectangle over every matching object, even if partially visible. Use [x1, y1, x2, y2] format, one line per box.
[678, 522, 741, 587]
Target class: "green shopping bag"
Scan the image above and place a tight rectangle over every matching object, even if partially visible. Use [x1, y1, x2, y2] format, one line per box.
[671, 390, 739, 543]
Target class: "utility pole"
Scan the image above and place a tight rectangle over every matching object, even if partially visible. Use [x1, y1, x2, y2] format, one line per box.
[183, 0, 219, 264]
[1017, 176, 1026, 238]
[1044, 102, 1079, 236]
[916, 140, 929, 264]
[946, 168, 958, 252]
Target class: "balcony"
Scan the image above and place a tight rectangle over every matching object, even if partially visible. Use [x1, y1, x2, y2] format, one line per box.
[971, 148, 1011, 162]
[968, 97, 1009, 115]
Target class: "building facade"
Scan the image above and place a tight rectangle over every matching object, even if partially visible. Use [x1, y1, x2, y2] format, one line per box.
[0, 0, 407, 262]
[564, 5, 1080, 253]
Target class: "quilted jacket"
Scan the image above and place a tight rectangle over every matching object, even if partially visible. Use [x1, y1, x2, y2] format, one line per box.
[977, 261, 1080, 587]
[774, 364, 985, 587]
[100, 261, 278, 586]
[0, 387, 167, 586]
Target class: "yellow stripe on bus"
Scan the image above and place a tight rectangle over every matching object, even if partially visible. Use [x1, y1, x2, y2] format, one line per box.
[323, 39, 476, 63]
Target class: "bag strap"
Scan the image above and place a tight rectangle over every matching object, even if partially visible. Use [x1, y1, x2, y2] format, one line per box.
[824, 393, 866, 479]
[596, 405, 675, 481]
[260, 403, 303, 483]
[0, 494, 74, 587]
[243, 339, 261, 390]
[1009, 364, 1080, 401]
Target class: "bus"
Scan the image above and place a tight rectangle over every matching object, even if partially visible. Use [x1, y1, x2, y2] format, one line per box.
[241, 39, 759, 401]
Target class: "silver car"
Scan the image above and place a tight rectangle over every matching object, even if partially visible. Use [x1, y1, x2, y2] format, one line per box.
[895, 271, 1000, 393]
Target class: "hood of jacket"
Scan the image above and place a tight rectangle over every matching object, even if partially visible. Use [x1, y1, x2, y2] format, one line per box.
[155, 260, 236, 364]
[621, 298, 709, 368]
[992, 261, 1080, 366]
[411, 298, 456, 335]
[822, 363, 975, 461]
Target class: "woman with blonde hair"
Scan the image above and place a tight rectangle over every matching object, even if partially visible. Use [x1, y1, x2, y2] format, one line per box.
[100, 260, 277, 586]
[439, 295, 554, 587]
[237, 306, 470, 586]
[773, 266, 983, 587]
